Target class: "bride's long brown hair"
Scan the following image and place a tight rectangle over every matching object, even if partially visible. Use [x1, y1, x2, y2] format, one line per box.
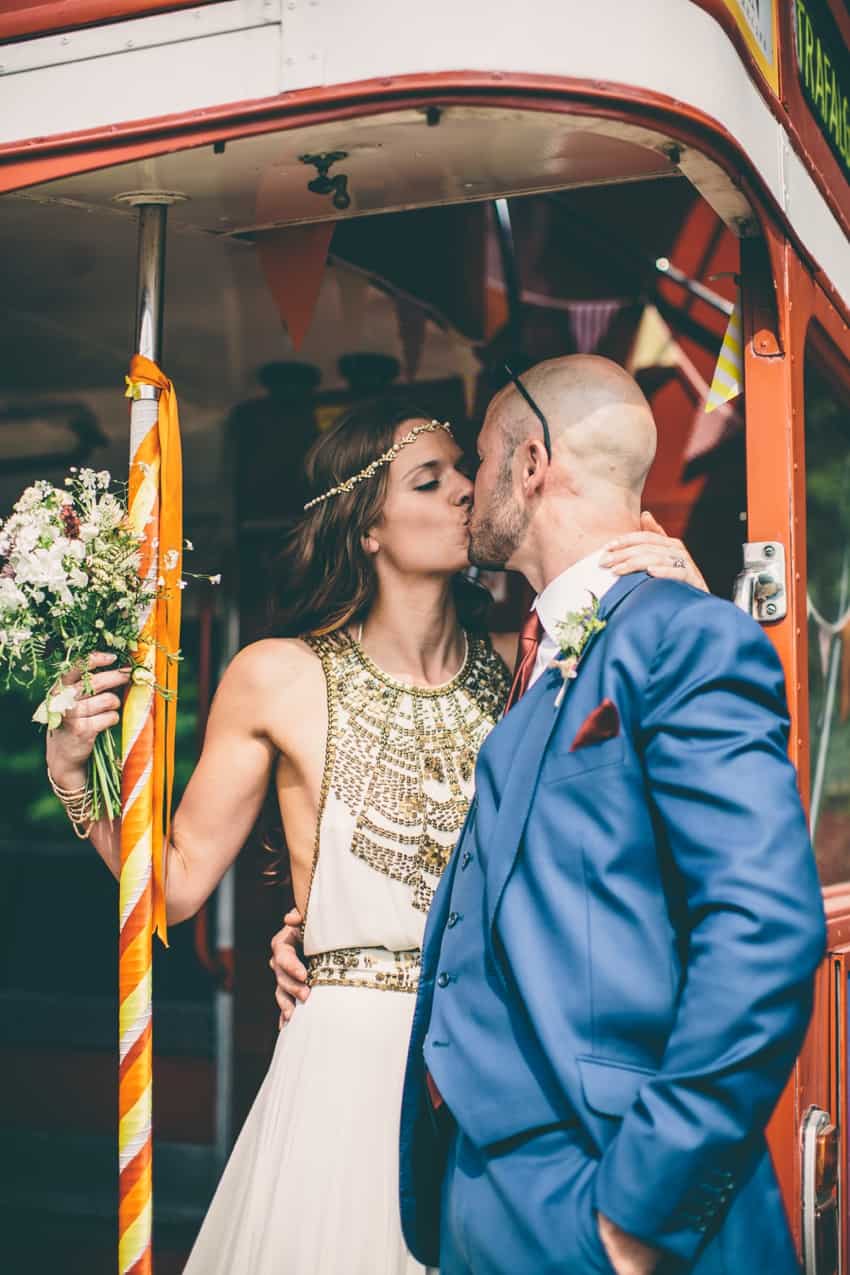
[262, 398, 490, 885]
[267, 398, 489, 639]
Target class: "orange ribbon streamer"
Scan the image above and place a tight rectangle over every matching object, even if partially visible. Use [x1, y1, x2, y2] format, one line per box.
[125, 353, 183, 942]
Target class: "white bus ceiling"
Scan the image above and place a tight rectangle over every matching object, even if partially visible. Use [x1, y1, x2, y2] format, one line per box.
[0, 104, 745, 513]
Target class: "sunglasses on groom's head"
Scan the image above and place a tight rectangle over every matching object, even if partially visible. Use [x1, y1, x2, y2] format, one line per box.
[503, 363, 553, 461]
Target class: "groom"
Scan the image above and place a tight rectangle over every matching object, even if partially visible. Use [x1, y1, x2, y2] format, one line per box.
[399, 355, 826, 1274]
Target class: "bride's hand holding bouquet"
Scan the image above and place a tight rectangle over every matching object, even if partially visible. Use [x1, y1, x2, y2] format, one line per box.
[0, 466, 187, 834]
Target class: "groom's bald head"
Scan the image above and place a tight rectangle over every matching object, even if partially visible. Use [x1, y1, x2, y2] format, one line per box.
[469, 355, 657, 572]
[496, 355, 656, 495]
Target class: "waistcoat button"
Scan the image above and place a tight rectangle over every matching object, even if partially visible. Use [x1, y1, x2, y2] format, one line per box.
[437, 972, 451, 988]
[461, 851, 473, 869]
[447, 912, 462, 928]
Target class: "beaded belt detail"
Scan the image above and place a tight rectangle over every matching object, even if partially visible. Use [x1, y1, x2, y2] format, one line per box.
[306, 946, 421, 994]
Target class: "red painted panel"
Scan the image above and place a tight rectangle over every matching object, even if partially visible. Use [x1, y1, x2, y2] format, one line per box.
[0, 1, 219, 43]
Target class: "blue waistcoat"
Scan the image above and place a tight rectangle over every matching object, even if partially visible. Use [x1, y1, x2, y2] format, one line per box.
[424, 800, 575, 1145]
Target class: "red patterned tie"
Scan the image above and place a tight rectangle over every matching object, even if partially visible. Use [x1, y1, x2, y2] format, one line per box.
[504, 608, 544, 712]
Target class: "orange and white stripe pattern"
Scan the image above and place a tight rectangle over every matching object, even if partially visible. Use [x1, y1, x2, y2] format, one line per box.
[119, 355, 182, 1274]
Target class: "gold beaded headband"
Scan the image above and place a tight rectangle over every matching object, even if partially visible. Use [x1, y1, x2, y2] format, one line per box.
[303, 419, 454, 511]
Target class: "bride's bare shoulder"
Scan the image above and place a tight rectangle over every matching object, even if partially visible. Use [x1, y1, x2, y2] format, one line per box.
[221, 637, 324, 700]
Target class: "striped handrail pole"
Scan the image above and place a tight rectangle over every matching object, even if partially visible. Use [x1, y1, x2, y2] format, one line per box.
[119, 390, 160, 1275]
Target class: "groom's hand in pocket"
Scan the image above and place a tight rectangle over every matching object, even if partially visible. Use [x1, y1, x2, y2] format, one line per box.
[598, 1212, 662, 1275]
[269, 907, 310, 1028]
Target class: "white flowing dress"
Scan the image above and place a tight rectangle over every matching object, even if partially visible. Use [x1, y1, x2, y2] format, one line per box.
[183, 631, 509, 1275]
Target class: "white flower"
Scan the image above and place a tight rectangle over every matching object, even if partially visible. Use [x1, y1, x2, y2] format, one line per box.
[208, 574, 221, 585]
[64, 538, 85, 562]
[163, 549, 180, 572]
[33, 683, 78, 730]
[13, 485, 45, 514]
[96, 494, 124, 529]
[13, 543, 75, 605]
[49, 684, 79, 715]
[0, 576, 26, 615]
[13, 522, 41, 555]
[96, 470, 111, 488]
[184, 539, 194, 551]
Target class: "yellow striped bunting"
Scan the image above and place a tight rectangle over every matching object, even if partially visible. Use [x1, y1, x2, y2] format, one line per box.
[705, 300, 743, 414]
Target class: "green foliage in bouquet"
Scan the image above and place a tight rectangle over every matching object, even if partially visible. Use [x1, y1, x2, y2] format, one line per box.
[0, 468, 155, 824]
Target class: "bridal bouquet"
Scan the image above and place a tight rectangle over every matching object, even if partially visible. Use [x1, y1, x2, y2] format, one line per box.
[0, 467, 160, 822]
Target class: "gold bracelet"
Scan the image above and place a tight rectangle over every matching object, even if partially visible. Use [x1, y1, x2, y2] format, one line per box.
[47, 767, 95, 839]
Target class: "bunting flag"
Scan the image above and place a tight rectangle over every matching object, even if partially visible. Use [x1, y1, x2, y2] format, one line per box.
[456, 342, 481, 418]
[627, 304, 680, 374]
[684, 395, 744, 465]
[564, 299, 625, 355]
[256, 223, 335, 351]
[705, 298, 744, 414]
[334, 265, 370, 344]
[119, 354, 183, 1275]
[395, 298, 427, 382]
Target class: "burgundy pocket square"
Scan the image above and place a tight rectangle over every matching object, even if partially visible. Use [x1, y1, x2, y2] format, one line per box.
[570, 699, 620, 752]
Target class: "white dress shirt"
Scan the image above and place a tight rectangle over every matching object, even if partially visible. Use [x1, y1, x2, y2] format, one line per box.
[528, 549, 619, 688]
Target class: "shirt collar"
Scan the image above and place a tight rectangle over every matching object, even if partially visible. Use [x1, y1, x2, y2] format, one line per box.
[533, 549, 619, 647]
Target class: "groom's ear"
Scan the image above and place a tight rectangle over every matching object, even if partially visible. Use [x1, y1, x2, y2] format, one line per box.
[522, 438, 549, 494]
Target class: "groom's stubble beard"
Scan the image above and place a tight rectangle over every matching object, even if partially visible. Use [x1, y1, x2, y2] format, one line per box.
[467, 453, 531, 571]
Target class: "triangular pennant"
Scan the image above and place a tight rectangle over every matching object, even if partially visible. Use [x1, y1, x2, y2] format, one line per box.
[684, 395, 745, 464]
[565, 299, 624, 355]
[256, 223, 334, 351]
[705, 298, 743, 414]
[395, 298, 427, 382]
[456, 343, 481, 418]
[627, 305, 680, 374]
[335, 265, 370, 344]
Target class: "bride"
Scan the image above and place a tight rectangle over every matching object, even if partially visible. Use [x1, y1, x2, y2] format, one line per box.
[45, 395, 705, 1274]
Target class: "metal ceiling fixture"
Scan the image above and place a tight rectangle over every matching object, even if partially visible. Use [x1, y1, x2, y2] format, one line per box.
[300, 151, 351, 211]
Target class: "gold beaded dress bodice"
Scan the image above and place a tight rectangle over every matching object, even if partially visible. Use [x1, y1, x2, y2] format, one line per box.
[301, 631, 509, 988]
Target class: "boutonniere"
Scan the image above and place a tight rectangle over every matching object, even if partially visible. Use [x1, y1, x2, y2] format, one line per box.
[550, 594, 607, 708]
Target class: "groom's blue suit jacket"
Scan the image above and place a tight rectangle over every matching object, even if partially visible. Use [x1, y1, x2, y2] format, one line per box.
[399, 572, 826, 1271]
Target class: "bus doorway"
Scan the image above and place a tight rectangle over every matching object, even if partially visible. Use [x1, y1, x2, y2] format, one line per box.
[0, 131, 749, 1272]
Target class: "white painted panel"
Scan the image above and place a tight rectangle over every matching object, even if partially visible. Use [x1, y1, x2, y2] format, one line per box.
[0, 0, 278, 73]
[0, 0, 847, 306]
[0, 0, 282, 143]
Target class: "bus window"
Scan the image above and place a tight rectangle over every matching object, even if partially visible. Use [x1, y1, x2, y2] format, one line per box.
[806, 342, 850, 885]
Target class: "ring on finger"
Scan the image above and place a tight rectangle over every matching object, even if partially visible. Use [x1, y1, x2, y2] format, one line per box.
[672, 556, 686, 568]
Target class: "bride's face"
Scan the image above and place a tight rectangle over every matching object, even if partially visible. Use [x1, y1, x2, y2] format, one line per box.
[366, 423, 473, 578]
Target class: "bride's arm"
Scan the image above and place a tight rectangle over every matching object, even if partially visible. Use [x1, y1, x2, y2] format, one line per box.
[46, 640, 302, 924]
[599, 510, 708, 592]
